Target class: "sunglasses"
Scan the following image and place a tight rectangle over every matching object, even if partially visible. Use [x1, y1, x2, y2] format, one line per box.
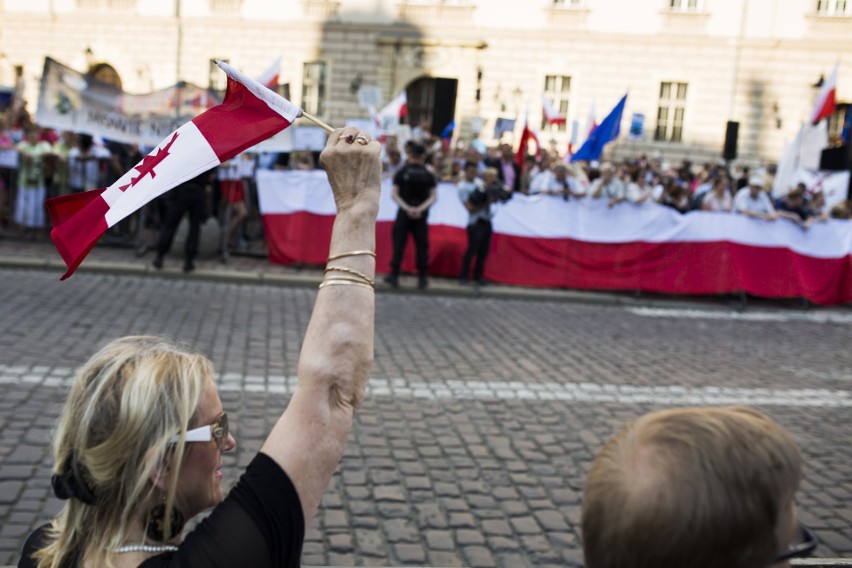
[774, 523, 818, 563]
[170, 412, 229, 451]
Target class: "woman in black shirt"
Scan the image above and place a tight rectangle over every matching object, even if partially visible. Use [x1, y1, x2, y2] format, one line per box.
[20, 126, 381, 568]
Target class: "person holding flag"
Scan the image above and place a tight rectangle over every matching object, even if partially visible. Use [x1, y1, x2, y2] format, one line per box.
[20, 124, 384, 568]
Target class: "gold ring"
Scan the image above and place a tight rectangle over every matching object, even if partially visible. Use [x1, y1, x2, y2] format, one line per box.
[355, 134, 370, 145]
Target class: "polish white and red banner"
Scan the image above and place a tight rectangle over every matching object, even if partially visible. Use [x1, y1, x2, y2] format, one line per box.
[257, 171, 852, 305]
[48, 61, 302, 279]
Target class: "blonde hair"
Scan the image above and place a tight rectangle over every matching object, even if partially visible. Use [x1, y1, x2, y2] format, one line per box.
[582, 406, 802, 568]
[34, 336, 211, 568]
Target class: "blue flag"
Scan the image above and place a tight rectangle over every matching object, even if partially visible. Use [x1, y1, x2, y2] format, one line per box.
[842, 105, 852, 144]
[441, 119, 455, 139]
[570, 94, 627, 162]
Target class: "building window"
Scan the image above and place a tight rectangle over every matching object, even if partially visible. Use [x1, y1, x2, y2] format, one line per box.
[655, 82, 687, 142]
[209, 0, 243, 12]
[816, 0, 850, 15]
[302, 61, 327, 117]
[669, 0, 702, 12]
[552, 0, 583, 6]
[76, 0, 137, 9]
[542, 75, 570, 132]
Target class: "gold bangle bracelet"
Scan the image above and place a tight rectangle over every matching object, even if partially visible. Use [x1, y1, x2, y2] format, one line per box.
[319, 279, 375, 291]
[326, 250, 376, 262]
[324, 265, 374, 286]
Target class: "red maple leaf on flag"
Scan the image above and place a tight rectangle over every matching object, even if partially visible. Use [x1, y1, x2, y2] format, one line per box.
[118, 132, 180, 192]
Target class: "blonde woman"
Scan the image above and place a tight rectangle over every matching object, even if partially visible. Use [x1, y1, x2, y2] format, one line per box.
[19, 126, 381, 568]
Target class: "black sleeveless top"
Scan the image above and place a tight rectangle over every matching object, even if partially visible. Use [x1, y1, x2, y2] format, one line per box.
[19, 452, 304, 568]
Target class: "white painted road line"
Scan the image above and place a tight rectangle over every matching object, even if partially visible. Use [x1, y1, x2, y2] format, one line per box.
[627, 307, 852, 324]
[2, 367, 850, 408]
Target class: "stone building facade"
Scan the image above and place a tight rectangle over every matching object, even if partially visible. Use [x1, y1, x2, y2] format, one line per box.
[1, 0, 850, 163]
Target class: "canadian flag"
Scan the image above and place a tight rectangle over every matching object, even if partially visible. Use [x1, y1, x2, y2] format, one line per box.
[810, 64, 838, 125]
[542, 95, 566, 125]
[255, 57, 281, 89]
[47, 61, 302, 279]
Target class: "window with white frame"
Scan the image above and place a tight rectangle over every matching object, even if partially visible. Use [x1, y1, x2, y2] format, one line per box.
[76, 0, 137, 9]
[209, 0, 243, 12]
[403, 0, 471, 4]
[301, 61, 327, 117]
[655, 82, 687, 142]
[669, 0, 702, 12]
[542, 75, 570, 132]
[816, 0, 850, 16]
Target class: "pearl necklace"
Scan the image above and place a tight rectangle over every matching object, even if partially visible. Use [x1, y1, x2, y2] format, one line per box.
[114, 544, 179, 554]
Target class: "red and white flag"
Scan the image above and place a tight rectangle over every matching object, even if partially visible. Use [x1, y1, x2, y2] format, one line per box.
[513, 114, 541, 173]
[255, 57, 281, 88]
[541, 95, 566, 125]
[47, 60, 302, 279]
[810, 64, 838, 125]
[584, 102, 597, 141]
[378, 91, 408, 124]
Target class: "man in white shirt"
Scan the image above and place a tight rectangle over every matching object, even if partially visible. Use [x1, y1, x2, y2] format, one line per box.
[733, 176, 777, 220]
[590, 163, 627, 207]
[529, 163, 585, 199]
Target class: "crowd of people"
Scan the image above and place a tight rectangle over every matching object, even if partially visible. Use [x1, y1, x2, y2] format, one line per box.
[369, 130, 851, 289]
[18, 128, 819, 568]
[2, 107, 851, 281]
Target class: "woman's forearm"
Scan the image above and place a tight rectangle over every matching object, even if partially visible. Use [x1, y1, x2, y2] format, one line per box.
[297, 207, 376, 411]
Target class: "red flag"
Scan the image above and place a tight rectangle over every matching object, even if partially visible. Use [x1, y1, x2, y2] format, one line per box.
[47, 61, 302, 279]
[514, 119, 540, 174]
[810, 65, 838, 125]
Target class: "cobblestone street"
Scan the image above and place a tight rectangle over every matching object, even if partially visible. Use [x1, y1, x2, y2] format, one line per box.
[1, 268, 851, 566]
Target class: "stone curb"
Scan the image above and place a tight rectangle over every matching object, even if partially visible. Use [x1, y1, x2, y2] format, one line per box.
[3, 254, 851, 314]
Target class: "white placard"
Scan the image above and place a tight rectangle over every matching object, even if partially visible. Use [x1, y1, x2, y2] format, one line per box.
[293, 126, 329, 151]
[0, 149, 19, 169]
[357, 86, 383, 109]
[469, 117, 483, 135]
[346, 118, 378, 138]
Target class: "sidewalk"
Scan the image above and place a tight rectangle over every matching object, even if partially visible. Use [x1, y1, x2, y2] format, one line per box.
[1, 234, 848, 312]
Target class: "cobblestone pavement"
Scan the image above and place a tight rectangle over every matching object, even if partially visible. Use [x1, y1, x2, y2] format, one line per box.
[1, 268, 851, 566]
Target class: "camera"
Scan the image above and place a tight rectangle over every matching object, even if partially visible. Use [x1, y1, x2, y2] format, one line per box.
[469, 181, 512, 206]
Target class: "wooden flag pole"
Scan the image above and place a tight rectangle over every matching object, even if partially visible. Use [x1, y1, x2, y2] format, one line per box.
[301, 111, 334, 133]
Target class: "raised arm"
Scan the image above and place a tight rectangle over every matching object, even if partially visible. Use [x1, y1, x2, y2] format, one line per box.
[261, 126, 381, 525]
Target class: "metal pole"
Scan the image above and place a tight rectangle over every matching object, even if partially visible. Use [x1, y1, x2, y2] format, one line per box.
[175, 0, 183, 117]
[727, 0, 749, 121]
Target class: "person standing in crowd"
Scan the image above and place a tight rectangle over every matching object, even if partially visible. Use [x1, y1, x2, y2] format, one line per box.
[530, 163, 585, 199]
[385, 142, 437, 290]
[457, 162, 496, 286]
[625, 169, 656, 205]
[486, 143, 521, 194]
[217, 159, 249, 251]
[582, 406, 815, 568]
[590, 163, 627, 207]
[701, 175, 733, 212]
[67, 134, 111, 194]
[14, 125, 53, 239]
[0, 115, 15, 228]
[152, 171, 210, 273]
[774, 185, 811, 225]
[734, 176, 777, 220]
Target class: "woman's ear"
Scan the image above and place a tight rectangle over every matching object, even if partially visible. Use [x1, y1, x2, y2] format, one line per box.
[146, 447, 172, 493]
